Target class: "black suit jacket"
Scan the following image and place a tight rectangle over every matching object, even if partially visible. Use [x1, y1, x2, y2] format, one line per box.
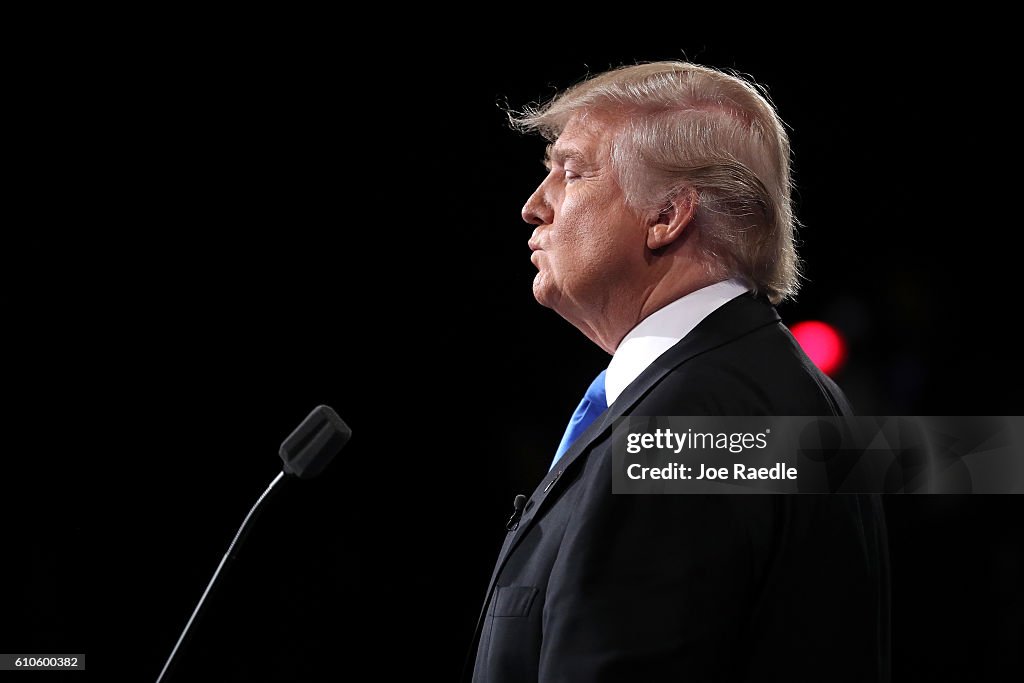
[467, 293, 890, 682]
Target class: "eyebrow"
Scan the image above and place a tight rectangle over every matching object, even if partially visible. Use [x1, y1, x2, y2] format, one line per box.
[543, 143, 589, 170]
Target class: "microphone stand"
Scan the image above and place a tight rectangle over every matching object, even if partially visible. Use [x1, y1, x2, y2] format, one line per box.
[155, 471, 290, 683]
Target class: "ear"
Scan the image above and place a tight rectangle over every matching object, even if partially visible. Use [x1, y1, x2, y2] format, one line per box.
[647, 187, 698, 250]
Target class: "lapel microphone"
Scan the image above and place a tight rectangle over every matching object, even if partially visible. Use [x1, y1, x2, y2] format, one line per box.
[506, 494, 527, 531]
[155, 405, 352, 683]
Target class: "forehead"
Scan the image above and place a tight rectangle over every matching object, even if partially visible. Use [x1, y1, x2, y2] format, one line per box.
[549, 111, 620, 164]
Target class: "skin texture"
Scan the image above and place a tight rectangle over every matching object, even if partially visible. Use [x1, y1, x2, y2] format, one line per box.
[522, 111, 721, 354]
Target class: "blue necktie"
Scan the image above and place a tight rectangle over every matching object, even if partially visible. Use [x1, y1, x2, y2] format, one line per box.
[550, 369, 607, 471]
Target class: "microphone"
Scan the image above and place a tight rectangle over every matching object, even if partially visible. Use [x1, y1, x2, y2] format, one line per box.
[506, 494, 527, 531]
[155, 405, 352, 683]
[280, 404, 353, 479]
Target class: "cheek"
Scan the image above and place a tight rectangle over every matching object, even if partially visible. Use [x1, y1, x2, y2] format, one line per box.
[558, 197, 636, 273]
[556, 197, 615, 263]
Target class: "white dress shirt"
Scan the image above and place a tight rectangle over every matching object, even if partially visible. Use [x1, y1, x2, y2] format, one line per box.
[604, 278, 751, 406]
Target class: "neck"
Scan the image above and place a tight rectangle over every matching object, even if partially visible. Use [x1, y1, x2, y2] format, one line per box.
[569, 268, 725, 355]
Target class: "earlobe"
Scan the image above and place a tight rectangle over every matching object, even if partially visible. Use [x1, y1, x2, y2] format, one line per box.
[646, 188, 697, 250]
[646, 223, 674, 250]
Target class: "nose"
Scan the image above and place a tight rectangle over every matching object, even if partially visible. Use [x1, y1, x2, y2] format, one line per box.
[521, 180, 553, 227]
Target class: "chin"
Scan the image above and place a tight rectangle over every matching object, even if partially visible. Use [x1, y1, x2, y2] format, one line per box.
[532, 275, 557, 310]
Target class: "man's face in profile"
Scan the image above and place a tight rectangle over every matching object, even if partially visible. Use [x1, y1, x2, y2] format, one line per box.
[522, 113, 647, 325]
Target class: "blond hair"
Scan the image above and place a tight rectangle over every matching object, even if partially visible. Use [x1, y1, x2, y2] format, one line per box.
[511, 61, 800, 304]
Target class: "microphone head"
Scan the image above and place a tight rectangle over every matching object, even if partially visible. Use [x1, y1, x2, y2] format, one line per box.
[279, 405, 352, 479]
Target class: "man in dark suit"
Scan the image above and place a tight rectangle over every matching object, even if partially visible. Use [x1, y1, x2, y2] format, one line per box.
[467, 62, 890, 682]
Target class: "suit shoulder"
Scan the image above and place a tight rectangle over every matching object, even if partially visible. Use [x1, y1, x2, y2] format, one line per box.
[633, 322, 853, 416]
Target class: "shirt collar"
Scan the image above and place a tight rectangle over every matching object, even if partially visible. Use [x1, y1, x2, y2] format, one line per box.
[604, 278, 751, 406]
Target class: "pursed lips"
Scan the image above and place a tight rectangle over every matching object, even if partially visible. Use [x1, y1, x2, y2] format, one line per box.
[528, 240, 543, 266]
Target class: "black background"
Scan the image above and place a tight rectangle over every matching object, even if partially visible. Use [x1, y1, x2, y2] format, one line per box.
[3, 24, 1022, 682]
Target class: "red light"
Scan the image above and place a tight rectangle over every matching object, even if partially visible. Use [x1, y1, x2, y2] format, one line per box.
[791, 321, 847, 376]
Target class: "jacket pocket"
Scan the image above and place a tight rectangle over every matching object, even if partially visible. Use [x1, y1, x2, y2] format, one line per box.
[474, 585, 542, 681]
[492, 584, 539, 617]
